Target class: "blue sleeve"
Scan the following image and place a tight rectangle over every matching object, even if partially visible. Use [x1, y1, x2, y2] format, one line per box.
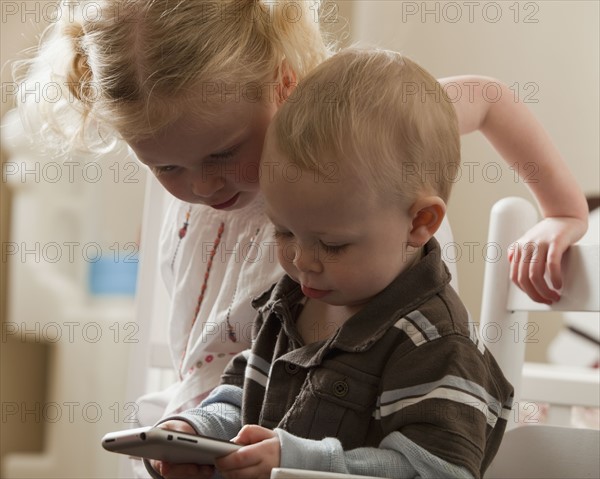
[165, 384, 244, 440]
[276, 429, 473, 479]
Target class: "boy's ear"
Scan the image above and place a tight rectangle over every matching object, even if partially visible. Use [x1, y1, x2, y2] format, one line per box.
[407, 196, 446, 247]
[276, 61, 297, 105]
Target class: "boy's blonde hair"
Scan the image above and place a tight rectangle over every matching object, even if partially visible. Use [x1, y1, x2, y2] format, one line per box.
[272, 48, 460, 204]
[15, 0, 333, 152]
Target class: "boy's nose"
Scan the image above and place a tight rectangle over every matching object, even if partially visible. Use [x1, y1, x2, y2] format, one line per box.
[292, 245, 323, 274]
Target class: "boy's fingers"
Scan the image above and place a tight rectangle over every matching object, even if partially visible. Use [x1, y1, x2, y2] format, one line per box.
[233, 425, 274, 445]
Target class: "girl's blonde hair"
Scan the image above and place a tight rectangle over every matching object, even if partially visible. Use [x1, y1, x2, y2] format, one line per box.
[15, 0, 333, 152]
[271, 48, 460, 204]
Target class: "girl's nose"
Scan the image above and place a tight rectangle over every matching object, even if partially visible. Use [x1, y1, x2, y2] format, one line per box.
[190, 170, 225, 198]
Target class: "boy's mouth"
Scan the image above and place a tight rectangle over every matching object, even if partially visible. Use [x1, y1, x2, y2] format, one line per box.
[301, 285, 332, 300]
[210, 193, 240, 210]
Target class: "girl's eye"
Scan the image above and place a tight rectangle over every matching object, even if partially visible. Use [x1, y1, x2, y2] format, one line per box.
[211, 143, 241, 160]
[320, 242, 348, 255]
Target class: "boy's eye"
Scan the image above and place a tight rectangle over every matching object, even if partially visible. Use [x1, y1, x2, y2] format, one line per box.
[320, 242, 348, 254]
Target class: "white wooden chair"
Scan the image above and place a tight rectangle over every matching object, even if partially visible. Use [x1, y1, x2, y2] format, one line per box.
[480, 197, 599, 479]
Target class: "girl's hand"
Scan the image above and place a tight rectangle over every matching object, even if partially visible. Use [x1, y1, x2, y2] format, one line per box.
[153, 462, 215, 479]
[508, 217, 587, 304]
[215, 425, 281, 479]
[149, 420, 215, 479]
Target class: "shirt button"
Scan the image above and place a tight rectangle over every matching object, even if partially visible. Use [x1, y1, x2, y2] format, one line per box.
[333, 380, 349, 398]
[285, 363, 299, 375]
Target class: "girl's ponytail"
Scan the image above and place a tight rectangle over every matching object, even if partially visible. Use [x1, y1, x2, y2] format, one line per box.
[63, 23, 94, 106]
[12, 7, 106, 154]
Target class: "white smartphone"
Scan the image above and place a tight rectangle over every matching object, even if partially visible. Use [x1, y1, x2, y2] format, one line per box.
[101, 426, 241, 465]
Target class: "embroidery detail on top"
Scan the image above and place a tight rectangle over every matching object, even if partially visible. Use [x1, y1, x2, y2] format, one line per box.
[224, 227, 261, 343]
[178, 221, 225, 379]
[171, 205, 192, 271]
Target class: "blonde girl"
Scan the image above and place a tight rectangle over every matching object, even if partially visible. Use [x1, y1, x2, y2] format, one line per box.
[15, 1, 587, 476]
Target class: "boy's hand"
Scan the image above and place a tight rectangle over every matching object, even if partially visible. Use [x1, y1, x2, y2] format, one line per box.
[215, 425, 281, 479]
[508, 217, 587, 304]
[149, 420, 215, 479]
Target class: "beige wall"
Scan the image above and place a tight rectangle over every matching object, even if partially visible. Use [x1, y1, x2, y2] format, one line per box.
[1, 3, 145, 472]
[1, 4, 51, 460]
[348, 0, 599, 360]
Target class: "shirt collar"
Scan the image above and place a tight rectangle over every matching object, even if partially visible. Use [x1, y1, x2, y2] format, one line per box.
[253, 238, 451, 355]
[332, 238, 450, 352]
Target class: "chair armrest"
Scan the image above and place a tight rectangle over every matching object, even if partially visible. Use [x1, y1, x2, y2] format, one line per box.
[521, 362, 600, 408]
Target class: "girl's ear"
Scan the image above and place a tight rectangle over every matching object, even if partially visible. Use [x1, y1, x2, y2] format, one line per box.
[276, 61, 297, 105]
[407, 197, 446, 247]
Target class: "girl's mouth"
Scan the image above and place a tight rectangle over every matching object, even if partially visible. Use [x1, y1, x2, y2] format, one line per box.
[210, 193, 240, 210]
